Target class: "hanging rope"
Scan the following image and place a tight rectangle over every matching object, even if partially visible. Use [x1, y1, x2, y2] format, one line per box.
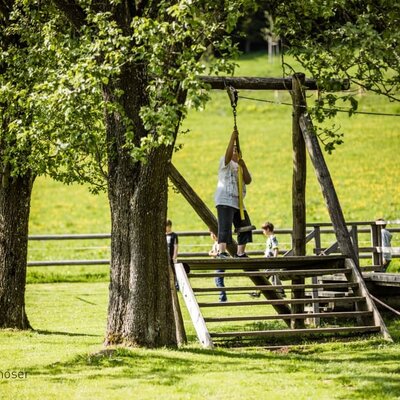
[226, 85, 245, 221]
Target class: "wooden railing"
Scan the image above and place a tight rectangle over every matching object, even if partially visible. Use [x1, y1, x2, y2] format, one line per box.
[27, 220, 399, 269]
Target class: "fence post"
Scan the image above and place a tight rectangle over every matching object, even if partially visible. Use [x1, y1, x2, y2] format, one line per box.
[350, 224, 359, 256]
[370, 222, 382, 267]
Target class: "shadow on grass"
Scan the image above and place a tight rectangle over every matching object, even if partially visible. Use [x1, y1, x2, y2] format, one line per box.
[35, 329, 101, 338]
[27, 271, 109, 284]
[21, 337, 400, 395]
[18, 316, 400, 396]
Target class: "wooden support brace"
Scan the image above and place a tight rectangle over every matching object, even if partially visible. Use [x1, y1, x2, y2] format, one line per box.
[299, 112, 360, 266]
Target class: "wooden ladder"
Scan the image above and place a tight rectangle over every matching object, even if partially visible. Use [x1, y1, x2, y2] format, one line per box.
[175, 256, 391, 348]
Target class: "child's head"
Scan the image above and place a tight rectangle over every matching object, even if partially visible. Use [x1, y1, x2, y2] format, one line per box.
[166, 219, 172, 232]
[261, 221, 274, 235]
[376, 218, 387, 228]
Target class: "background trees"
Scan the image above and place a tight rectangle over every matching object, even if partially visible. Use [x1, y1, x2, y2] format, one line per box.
[0, 1, 59, 329]
[0, 1, 107, 329]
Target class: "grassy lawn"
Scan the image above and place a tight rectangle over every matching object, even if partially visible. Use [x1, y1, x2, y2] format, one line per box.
[1, 282, 400, 400]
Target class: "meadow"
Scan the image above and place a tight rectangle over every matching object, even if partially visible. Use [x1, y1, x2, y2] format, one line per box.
[1, 52, 400, 399]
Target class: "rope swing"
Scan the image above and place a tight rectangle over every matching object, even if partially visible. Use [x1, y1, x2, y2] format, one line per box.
[226, 85, 245, 221]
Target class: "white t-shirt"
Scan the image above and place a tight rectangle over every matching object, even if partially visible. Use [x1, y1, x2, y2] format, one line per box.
[265, 235, 279, 257]
[214, 156, 247, 209]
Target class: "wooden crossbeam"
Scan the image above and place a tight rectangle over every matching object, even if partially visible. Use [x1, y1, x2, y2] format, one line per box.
[198, 296, 365, 307]
[199, 76, 350, 91]
[204, 311, 373, 323]
[192, 282, 359, 292]
[188, 268, 352, 278]
[210, 326, 380, 338]
[183, 255, 345, 269]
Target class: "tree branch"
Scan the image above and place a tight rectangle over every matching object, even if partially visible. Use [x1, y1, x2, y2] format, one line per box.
[0, 0, 13, 20]
[51, 0, 86, 33]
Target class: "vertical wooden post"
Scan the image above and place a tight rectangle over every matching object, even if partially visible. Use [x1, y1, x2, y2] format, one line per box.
[292, 73, 307, 256]
[168, 264, 187, 345]
[372, 222, 383, 267]
[291, 73, 307, 328]
[313, 225, 321, 255]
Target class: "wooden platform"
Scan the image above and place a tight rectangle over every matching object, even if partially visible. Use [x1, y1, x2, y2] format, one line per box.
[317, 272, 400, 310]
[175, 256, 391, 348]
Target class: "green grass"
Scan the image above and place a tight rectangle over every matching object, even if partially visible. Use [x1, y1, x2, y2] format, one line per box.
[1, 282, 400, 400]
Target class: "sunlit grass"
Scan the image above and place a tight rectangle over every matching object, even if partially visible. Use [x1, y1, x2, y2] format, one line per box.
[1, 282, 399, 400]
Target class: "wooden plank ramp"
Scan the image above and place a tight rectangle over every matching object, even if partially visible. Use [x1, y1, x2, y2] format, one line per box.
[174, 256, 391, 348]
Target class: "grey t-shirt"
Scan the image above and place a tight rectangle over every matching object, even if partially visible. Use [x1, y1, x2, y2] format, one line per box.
[381, 228, 393, 260]
[214, 156, 247, 209]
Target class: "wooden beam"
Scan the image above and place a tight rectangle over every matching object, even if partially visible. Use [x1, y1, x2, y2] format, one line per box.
[199, 76, 350, 91]
[168, 163, 219, 240]
[291, 73, 307, 329]
[299, 113, 360, 266]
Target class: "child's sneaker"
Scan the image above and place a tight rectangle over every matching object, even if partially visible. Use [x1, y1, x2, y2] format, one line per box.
[234, 253, 249, 258]
[216, 252, 230, 259]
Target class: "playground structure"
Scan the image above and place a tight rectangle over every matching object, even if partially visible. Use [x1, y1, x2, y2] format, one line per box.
[169, 73, 393, 347]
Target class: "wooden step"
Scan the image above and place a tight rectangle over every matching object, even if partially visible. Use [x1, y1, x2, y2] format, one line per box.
[210, 325, 381, 338]
[204, 310, 373, 323]
[198, 296, 365, 307]
[182, 255, 346, 271]
[188, 267, 352, 279]
[193, 282, 359, 293]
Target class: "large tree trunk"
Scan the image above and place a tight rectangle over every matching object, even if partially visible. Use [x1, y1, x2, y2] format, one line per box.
[0, 172, 33, 329]
[104, 66, 177, 348]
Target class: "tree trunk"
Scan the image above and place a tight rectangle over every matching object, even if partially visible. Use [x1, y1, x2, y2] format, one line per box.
[104, 67, 177, 348]
[0, 172, 33, 329]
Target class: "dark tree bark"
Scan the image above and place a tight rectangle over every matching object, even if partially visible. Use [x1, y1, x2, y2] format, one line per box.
[102, 63, 177, 347]
[0, 172, 34, 329]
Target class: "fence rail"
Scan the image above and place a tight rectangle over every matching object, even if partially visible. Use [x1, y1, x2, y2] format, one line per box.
[27, 220, 399, 269]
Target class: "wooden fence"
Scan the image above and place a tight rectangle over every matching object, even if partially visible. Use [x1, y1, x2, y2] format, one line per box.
[27, 220, 399, 269]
